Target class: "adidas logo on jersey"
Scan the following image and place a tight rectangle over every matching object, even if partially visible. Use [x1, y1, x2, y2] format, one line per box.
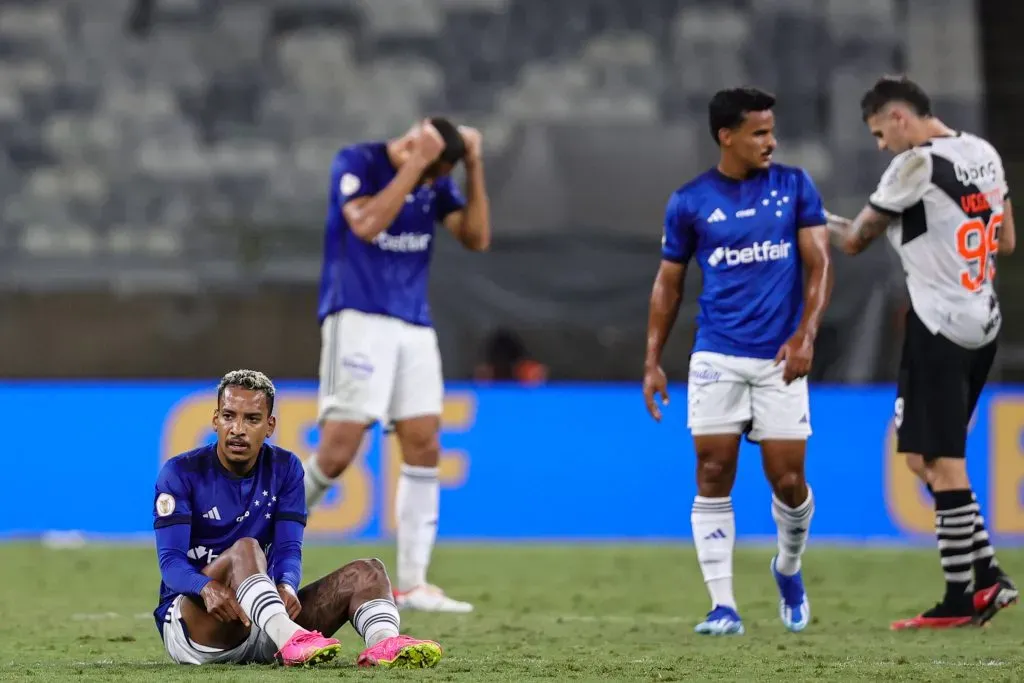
[202, 507, 221, 521]
[707, 239, 793, 267]
[707, 208, 727, 223]
[373, 232, 432, 252]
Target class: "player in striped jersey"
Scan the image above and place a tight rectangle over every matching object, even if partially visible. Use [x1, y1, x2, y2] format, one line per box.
[827, 76, 1018, 630]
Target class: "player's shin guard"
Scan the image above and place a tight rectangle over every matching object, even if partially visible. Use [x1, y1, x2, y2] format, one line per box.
[934, 490, 977, 605]
[235, 574, 301, 648]
[352, 598, 401, 648]
[303, 455, 334, 509]
[396, 464, 440, 592]
[771, 487, 814, 576]
[691, 496, 736, 610]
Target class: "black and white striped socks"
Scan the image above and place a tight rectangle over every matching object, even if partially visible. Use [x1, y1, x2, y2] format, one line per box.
[235, 573, 301, 647]
[352, 598, 401, 648]
[934, 490, 977, 604]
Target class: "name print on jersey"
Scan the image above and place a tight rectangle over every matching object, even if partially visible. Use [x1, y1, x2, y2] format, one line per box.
[707, 239, 793, 268]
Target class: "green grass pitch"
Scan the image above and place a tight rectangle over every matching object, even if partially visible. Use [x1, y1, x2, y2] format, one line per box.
[1, 542, 1022, 681]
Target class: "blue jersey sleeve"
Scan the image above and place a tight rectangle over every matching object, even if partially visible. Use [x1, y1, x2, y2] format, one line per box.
[661, 191, 696, 263]
[334, 149, 375, 207]
[270, 454, 306, 590]
[276, 454, 308, 526]
[153, 461, 212, 597]
[271, 520, 304, 591]
[434, 176, 467, 221]
[795, 169, 827, 228]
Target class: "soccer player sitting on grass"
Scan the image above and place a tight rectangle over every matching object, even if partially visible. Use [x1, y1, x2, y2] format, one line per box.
[152, 369, 442, 668]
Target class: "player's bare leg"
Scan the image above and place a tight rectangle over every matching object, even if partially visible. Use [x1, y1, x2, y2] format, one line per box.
[294, 557, 442, 668]
[390, 415, 472, 613]
[178, 537, 341, 666]
[902, 453, 1015, 624]
[761, 439, 814, 632]
[691, 434, 743, 635]
[304, 420, 371, 508]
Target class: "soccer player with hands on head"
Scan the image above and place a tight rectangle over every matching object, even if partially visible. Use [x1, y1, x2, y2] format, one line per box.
[303, 118, 491, 614]
[644, 87, 833, 637]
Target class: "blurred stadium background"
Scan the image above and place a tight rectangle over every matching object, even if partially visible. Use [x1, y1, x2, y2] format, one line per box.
[2, 0, 1024, 678]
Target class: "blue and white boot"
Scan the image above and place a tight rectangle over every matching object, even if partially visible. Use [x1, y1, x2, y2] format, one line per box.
[771, 555, 810, 632]
[694, 605, 745, 635]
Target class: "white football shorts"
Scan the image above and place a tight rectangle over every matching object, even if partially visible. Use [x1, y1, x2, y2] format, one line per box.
[161, 595, 277, 665]
[687, 350, 811, 441]
[317, 309, 444, 425]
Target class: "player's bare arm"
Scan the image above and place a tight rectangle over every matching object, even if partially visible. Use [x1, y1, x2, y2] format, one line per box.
[776, 226, 833, 384]
[825, 205, 891, 256]
[442, 126, 491, 251]
[999, 198, 1016, 254]
[343, 121, 445, 242]
[643, 259, 685, 421]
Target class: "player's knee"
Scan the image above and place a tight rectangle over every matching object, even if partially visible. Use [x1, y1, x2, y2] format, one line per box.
[226, 537, 267, 564]
[771, 471, 806, 506]
[317, 422, 365, 477]
[696, 457, 734, 485]
[345, 557, 392, 592]
[399, 430, 440, 467]
[904, 453, 927, 479]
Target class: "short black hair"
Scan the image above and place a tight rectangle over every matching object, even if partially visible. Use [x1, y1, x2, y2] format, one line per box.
[860, 75, 932, 122]
[708, 87, 776, 145]
[217, 369, 276, 415]
[429, 117, 466, 165]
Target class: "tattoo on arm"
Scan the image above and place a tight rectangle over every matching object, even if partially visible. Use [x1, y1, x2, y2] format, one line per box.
[828, 205, 892, 255]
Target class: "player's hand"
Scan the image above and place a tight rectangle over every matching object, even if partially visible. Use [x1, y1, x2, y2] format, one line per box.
[411, 119, 445, 167]
[278, 584, 302, 620]
[458, 126, 482, 165]
[200, 580, 250, 626]
[642, 364, 670, 422]
[775, 331, 814, 384]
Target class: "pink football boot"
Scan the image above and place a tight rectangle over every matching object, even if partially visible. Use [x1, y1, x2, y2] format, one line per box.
[357, 635, 443, 668]
[274, 630, 342, 667]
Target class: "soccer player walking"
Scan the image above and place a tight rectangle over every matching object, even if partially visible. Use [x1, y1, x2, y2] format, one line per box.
[827, 75, 1017, 629]
[303, 118, 490, 613]
[643, 88, 833, 635]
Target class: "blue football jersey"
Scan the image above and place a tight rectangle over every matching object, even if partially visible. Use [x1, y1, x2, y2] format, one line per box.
[151, 444, 307, 630]
[318, 141, 467, 327]
[661, 164, 827, 359]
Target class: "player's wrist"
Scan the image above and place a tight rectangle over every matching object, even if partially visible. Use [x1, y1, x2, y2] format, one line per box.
[194, 575, 215, 598]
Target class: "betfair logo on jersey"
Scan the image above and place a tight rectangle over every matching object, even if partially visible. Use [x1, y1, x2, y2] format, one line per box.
[187, 545, 219, 564]
[707, 239, 793, 267]
[373, 232, 432, 252]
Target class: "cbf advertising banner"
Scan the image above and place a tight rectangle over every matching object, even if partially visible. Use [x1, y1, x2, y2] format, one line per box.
[1, 382, 1023, 542]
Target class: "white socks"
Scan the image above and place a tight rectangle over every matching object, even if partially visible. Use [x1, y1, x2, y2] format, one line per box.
[235, 573, 302, 648]
[396, 464, 440, 592]
[303, 454, 334, 509]
[691, 496, 736, 610]
[352, 598, 401, 647]
[772, 487, 815, 576]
